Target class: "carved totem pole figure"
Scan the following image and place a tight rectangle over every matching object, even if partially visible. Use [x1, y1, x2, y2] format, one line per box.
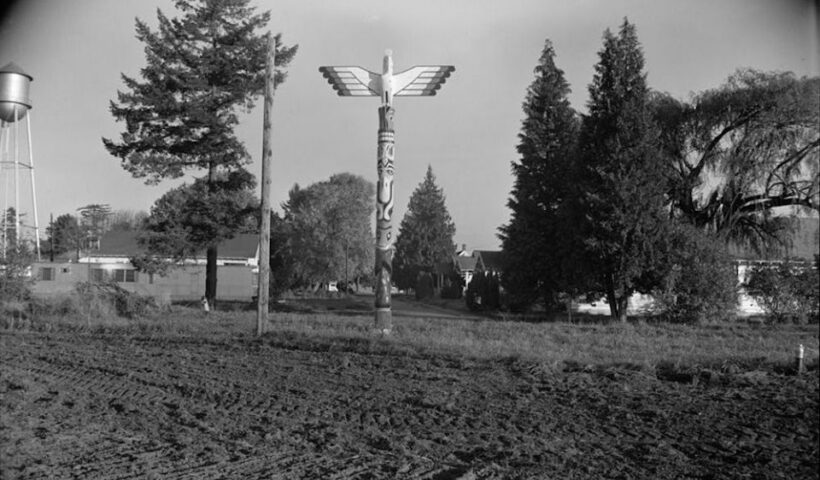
[319, 51, 454, 333]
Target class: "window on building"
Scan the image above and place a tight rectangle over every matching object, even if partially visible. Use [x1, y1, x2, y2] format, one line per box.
[39, 267, 55, 281]
[113, 269, 137, 283]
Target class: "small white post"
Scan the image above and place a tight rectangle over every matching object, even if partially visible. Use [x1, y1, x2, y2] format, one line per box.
[796, 344, 805, 374]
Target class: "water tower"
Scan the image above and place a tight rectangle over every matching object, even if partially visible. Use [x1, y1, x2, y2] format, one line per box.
[0, 62, 40, 260]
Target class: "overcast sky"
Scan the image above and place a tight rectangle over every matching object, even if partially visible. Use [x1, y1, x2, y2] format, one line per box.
[0, 0, 817, 250]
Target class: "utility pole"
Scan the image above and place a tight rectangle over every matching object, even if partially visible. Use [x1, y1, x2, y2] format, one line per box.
[320, 50, 454, 334]
[256, 36, 275, 336]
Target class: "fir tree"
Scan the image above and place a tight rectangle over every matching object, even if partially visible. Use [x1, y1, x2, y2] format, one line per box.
[103, 0, 297, 305]
[394, 166, 456, 291]
[498, 39, 579, 311]
[576, 19, 671, 322]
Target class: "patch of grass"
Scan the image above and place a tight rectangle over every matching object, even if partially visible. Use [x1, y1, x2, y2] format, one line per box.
[6, 306, 818, 374]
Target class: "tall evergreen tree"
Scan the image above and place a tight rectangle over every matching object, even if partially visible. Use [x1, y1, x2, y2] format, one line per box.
[102, 0, 297, 305]
[498, 40, 579, 311]
[394, 166, 456, 291]
[576, 19, 671, 322]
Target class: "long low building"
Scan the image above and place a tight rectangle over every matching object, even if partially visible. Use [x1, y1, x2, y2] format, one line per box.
[32, 231, 260, 302]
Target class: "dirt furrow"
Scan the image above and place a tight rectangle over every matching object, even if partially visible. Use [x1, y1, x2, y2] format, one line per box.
[2, 331, 818, 479]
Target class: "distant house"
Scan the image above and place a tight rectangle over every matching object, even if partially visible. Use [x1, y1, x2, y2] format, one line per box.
[474, 250, 504, 276]
[33, 231, 260, 302]
[730, 217, 819, 315]
[428, 246, 503, 295]
[454, 255, 477, 285]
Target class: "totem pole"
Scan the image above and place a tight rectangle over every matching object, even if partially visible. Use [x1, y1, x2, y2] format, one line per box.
[320, 51, 454, 333]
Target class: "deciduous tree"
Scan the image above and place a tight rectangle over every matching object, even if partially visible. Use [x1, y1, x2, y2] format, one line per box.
[280, 173, 374, 288]
[109, 210, 149, 232]
[651, 70, 819, 254]
[103, 0, 297, 304]
[77, 204, 111, 250]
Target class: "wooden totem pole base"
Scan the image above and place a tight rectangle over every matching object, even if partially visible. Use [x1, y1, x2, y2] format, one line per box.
[375, 308, 392, 334]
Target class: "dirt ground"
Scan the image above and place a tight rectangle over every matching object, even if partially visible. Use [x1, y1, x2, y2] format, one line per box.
[1, 329, 818, 479]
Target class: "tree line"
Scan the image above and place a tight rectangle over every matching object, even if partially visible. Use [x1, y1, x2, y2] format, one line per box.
[11, 2, 814, 318]
[500, 19, 819, 321]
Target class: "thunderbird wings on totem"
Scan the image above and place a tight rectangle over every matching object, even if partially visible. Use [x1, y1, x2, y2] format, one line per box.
[319, 50, 454, 106]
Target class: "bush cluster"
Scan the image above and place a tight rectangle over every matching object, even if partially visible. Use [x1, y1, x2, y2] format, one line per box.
[29, 282, 160, 320]
[466, 272, 500, 312]
[0, 242, 35, 304]
[440, 272, 464, 300]
[745, 258, 819, 323]
[652, 225, 738, 323]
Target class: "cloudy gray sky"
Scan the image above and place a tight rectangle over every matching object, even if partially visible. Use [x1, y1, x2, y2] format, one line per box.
[0, 0, 817, 250]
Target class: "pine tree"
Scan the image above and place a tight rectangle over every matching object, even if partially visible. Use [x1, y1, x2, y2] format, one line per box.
[394, 166, 456, 291]
[102, 0, 297, 305]
[576, 19, 671, 322]
[498, 40, 579, 311]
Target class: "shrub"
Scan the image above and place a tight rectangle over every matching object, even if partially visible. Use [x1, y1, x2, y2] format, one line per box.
[440, 272, 464, 299]
[745, 258, 819, 323]
[653, 225, 737, 323]
[73, 281, 159, 319]
[466, 271, 501, 312]
[0, 241, 35, 304]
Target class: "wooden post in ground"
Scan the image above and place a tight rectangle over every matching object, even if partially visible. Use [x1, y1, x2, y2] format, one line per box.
[375, 105, 395, 333]
[256, 36, 275, 336]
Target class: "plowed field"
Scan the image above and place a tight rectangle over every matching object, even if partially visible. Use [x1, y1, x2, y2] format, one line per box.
[1, 329, 818, 479]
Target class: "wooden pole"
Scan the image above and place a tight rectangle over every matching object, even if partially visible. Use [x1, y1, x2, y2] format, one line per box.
[256, 36, 275, 336]
[374, 105, 395, 334]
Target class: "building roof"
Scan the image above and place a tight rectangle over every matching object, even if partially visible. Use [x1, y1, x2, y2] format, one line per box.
[92, 231, 259, 260]
[218, 234, 259, 259]
[729, 217, 819, 261]
[454, 255, 477, 272]
[474, 250, 505, 272]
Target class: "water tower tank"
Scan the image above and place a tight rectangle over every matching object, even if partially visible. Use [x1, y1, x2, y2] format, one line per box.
[0, 62, 33, 123]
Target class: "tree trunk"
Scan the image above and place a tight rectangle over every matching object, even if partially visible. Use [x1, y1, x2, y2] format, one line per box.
[606, 288, 619, 322]
[205, 161, 218, 309]
[617, 296, 628, 323]
[206, 245, 218, 309]
[605, 275, 629, 322]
